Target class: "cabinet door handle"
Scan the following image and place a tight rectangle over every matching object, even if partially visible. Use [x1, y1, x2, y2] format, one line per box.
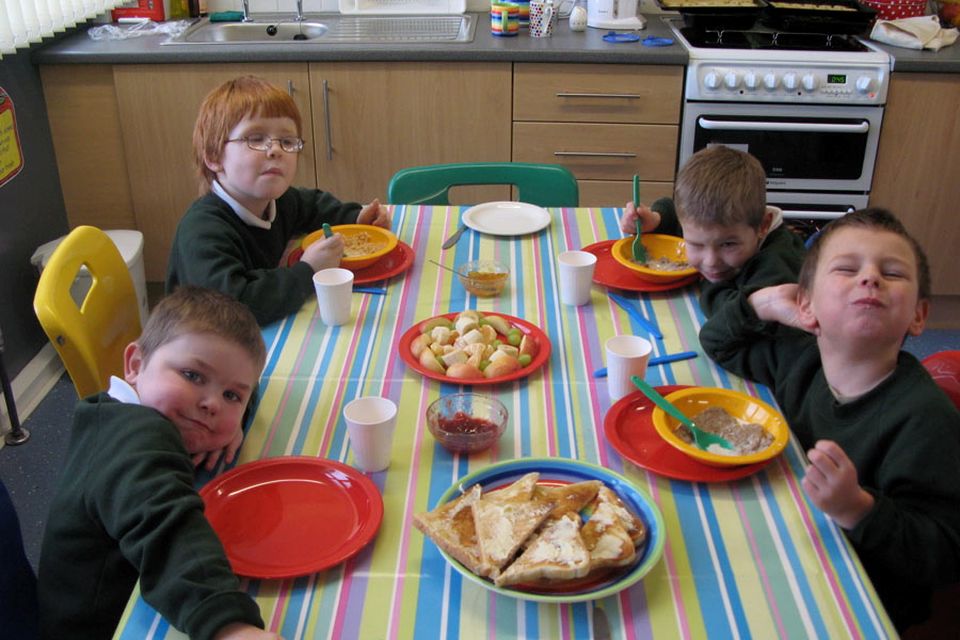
[555, 92, 642, 99]
[554, 151, 637, 158]
[287, 80, 295, 96]
[322, 79, 333, 161]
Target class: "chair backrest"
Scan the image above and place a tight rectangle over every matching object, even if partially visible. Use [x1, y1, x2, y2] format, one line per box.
[387, 162, 579, 207]
[922, 350, 960, 411]
[33, 225, 142, 399]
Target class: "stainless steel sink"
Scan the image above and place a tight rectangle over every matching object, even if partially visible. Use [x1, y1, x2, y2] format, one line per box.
[164, 13, 475, 45]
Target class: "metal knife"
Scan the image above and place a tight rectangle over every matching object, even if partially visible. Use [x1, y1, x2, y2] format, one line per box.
[441, 222, 468, 250]
[608, 292, 663, 339]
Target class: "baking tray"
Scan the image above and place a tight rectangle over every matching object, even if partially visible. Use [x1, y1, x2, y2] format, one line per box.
[658, 0, 768, 30]
[760, 0, 877, 34]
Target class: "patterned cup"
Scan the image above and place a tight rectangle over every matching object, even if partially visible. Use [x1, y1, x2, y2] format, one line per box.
[529, 0, 556, 37]
[490, 2, 520, 37]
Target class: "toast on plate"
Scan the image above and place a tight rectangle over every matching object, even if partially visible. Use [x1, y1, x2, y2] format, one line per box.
[412, 484, 485, 576]
[580, 501, 638, 570]
[494, 511, 591, 587]
[589, 486, 648, 548]
[473, 472, 554, 577]
[534, 480, 602, 521]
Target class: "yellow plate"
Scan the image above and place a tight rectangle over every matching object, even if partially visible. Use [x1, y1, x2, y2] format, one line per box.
[610, 234, 698, 284]
[650, 387, 789, 468]
[301, 224, 398, 271]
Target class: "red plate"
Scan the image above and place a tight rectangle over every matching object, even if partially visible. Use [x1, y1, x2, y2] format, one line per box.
[583, 240, 701, 293]
[399, 312, 551, 386]
[200, 457, 383, 579]
[604, 385, 770, 482]
[287, 241, 415, 285]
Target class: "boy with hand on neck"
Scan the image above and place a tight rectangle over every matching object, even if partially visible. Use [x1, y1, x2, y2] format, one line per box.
[167, 75, 391, 326]
[38, 287, 281, 640]
[701, 208, 960, 631]
[619, 145, 806, 318]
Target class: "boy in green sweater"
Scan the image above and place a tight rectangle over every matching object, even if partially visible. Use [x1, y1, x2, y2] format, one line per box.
[619, 145, 806, 318]
[701, 208, 960, 631]
[167, 75, 391, 326]
[37, 287, 281, 640]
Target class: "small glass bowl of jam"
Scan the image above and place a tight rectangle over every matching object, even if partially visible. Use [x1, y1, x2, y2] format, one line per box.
[456, 260, 509, 297]
[426, 393, 508, 454]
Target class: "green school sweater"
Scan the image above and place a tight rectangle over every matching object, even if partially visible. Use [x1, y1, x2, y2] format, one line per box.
[166, 187, 361, 325]
[701, 297, 960, 630]
[37, 394, 262, 640]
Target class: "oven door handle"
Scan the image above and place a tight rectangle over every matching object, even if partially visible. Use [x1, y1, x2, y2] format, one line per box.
[782, 208, 855, 220]
[698, 118, 870, 134]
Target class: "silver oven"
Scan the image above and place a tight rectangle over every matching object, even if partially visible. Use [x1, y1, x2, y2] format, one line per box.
[668, 19, 892, 226]
[680, 102, 883, 194]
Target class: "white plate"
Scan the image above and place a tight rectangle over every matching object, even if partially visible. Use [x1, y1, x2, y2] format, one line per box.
[461, 202, 552, 237]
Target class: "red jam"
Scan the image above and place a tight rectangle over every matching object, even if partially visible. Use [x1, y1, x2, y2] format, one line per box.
[437, 411, 500, 452]
[439, 411, 498, 435]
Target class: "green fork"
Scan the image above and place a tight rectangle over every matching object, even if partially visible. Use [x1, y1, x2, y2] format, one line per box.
[631, 376, 732, 451]
[631, 175, 648, 263]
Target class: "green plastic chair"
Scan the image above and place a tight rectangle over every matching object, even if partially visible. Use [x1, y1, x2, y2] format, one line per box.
[387, 162, 579, 207]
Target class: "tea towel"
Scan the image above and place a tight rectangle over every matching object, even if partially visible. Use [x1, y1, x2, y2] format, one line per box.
[870, 14, 959, 51]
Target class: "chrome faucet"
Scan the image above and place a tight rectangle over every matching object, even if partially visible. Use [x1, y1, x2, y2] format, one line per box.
[241, 0, 253, 22]
[296, 0, 304, 21]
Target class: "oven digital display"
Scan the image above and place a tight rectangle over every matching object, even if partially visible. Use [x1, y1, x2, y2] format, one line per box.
[828, 74, 847, 85]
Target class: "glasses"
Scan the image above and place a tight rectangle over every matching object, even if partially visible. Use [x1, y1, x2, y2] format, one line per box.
[226, 134, 304, 153]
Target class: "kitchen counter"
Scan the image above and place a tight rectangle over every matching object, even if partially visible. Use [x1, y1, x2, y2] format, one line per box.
[32, 14, 687, 65]
[870, 39, 960, 73]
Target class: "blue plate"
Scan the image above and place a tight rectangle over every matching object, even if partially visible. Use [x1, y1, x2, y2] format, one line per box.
[432, 457, 665, 603]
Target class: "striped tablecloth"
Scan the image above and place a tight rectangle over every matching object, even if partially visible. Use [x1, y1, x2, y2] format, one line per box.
[116, 206, 895, 639]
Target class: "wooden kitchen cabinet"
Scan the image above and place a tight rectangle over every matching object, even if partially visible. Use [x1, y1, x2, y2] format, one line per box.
[307, 62, 512, 206]
[512, 63, 683, 206]
[870, 72, 960, 323]
[113, 64, 315, 281]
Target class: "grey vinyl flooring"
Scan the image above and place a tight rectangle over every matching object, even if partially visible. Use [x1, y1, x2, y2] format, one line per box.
[3, 330, 960, 573]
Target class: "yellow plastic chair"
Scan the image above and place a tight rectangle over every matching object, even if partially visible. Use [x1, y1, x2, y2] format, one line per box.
[33, 226, 142, 399]
[387, 162, 579, 207]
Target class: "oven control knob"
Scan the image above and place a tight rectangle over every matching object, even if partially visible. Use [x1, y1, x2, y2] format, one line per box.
[802, 74, 819, 91]
[763, 73, 779, 90]
[723, 71, 740, 89]
[783, 73, 799, 91]
[703, 71, 721, 90]
[743, 72, 759, 90]
[856, 75, 875, 93]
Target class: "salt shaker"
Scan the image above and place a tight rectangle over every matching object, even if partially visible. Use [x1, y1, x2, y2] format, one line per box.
[569, 0, 587, 31]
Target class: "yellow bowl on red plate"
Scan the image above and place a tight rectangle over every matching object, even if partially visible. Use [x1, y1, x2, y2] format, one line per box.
[610, 234, 698, 284]
[301, 224, 398, 271]
[650, 387, 789, 468]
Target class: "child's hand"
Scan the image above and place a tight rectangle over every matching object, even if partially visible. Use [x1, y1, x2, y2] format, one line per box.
[801, 440, 875, 530]
[618, 201, 661, 235]
[357, 198, 391, 229]
[213, 622, 283, 640]
[748, 284, 811, 330]
[191, 426, 244, 471]
[301, 234, 345, 272]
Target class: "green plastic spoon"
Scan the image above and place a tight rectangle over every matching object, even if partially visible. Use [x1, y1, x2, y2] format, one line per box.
[631, 175, 648, 263]
[630, 376, 733, 451]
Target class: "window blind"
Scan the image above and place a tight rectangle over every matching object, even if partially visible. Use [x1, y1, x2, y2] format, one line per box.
[0, 0, 128, 57]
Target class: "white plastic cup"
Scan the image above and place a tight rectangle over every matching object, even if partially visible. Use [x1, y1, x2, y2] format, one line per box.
[313, 268, 354, 326]
[343, 396, 398, 473]
[558, 250, 598, 306]
[605, 335, 653, 401]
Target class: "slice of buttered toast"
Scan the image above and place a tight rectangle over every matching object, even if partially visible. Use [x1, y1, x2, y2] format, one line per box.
[473, 472, 554, 578]
[580, 501, 637, 570]
[534, 480, 602, 521]
[413, 484, 485, 576]
[590, 486, 647, 548]
[494, 512, 591, 587]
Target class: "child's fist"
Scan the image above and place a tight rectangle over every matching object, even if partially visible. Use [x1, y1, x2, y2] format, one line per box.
[301, 234, 344, 272]
[357, 198, 391, 229]
[619, 201, 661, 235]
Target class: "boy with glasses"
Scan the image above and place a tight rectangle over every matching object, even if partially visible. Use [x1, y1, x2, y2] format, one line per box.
[167, 75, 391, 326]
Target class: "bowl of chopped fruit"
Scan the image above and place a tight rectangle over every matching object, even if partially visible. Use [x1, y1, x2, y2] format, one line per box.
[650, 387, 789, 467]
[610, 234, 698, 284]
[426, 393, 508, 454]
[301, 224, 398, 271]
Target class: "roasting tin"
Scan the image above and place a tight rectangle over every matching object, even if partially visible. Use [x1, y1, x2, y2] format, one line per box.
[658, 0, 768, 30]
[760, 0, 878, 35]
